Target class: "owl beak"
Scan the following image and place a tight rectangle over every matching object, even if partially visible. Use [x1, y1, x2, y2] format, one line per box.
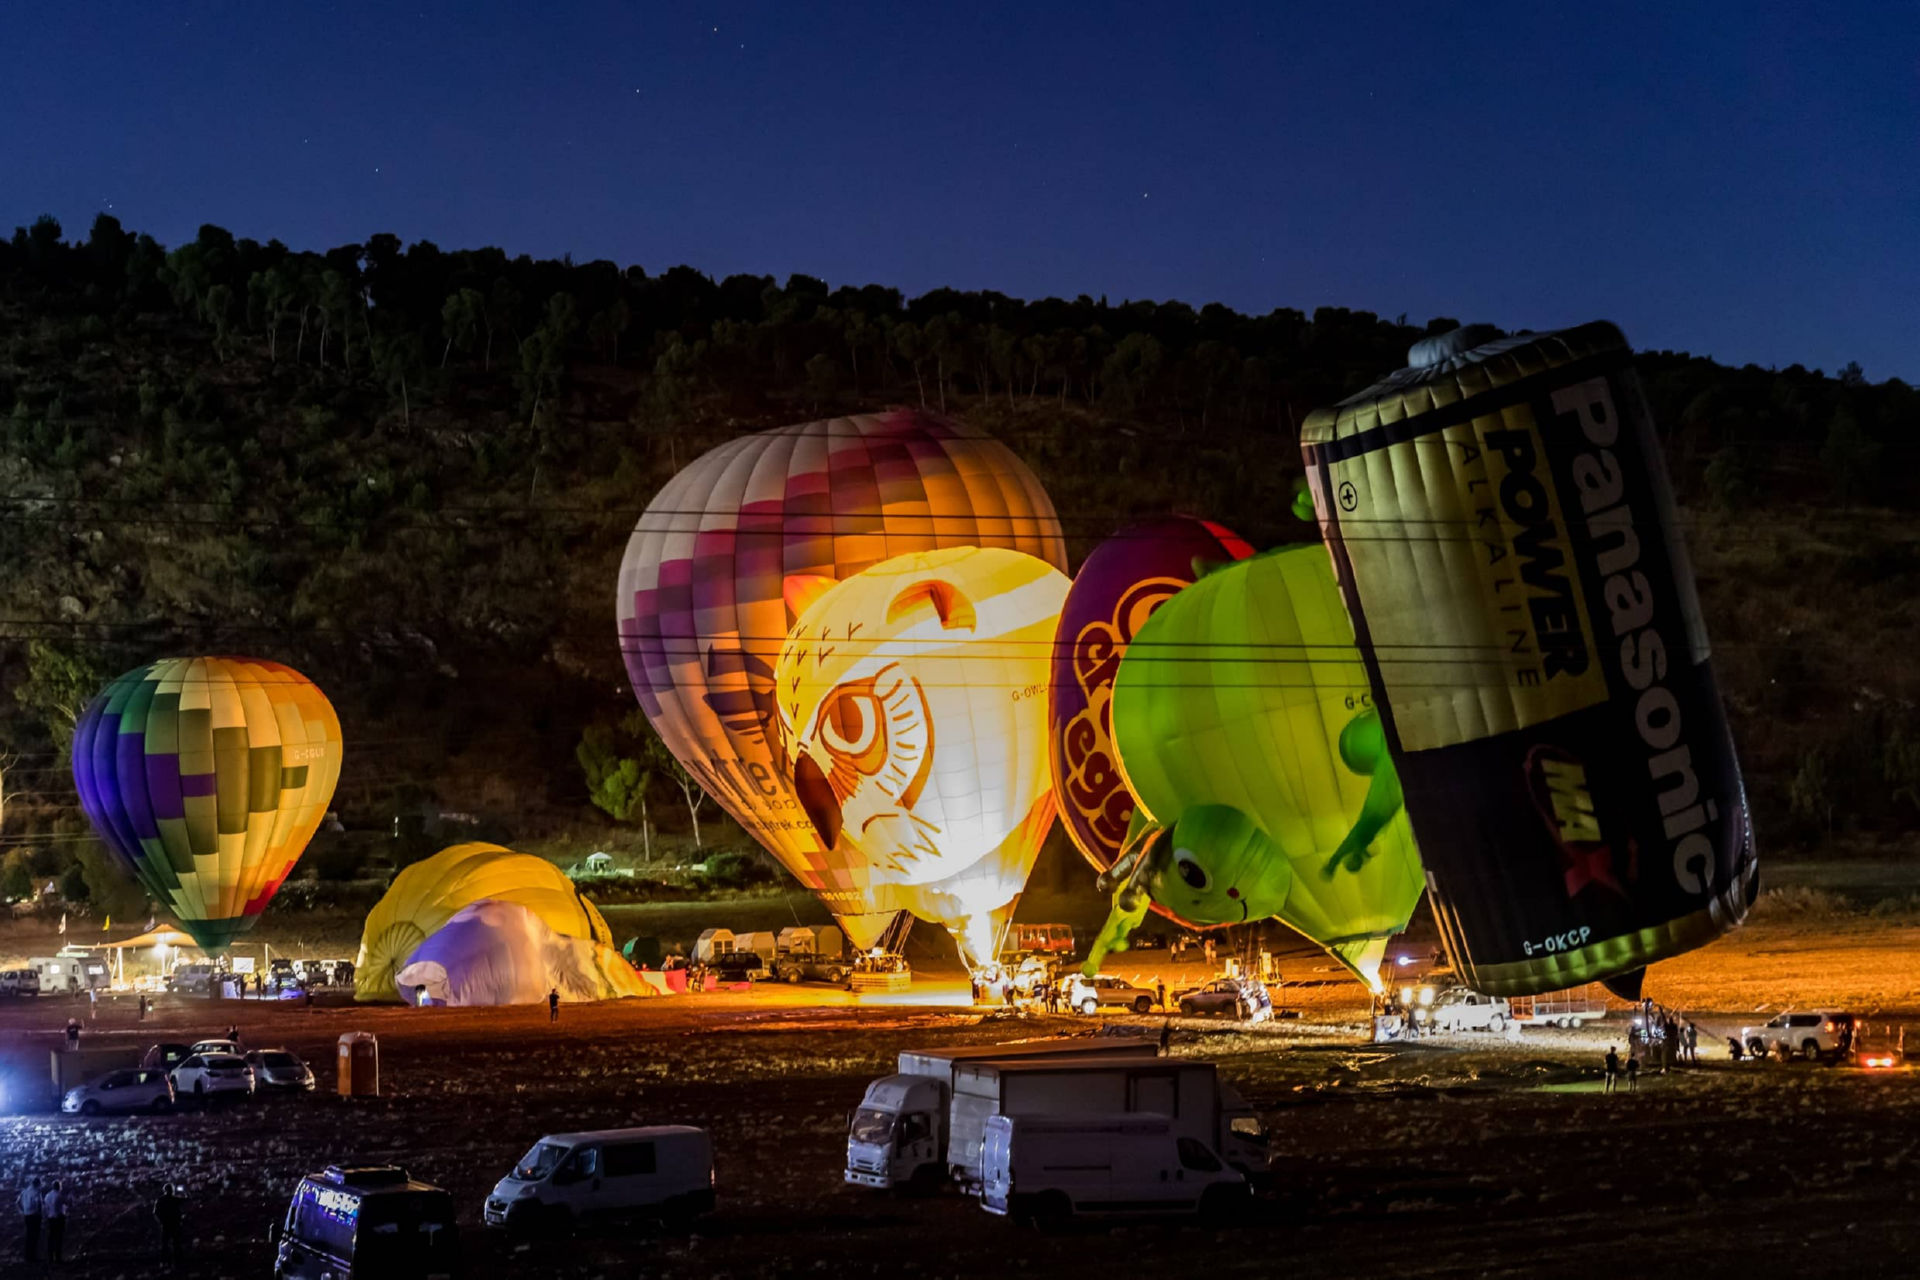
[794, 753, 843, 849]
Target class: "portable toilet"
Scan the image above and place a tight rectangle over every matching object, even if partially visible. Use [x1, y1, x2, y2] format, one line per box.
[692, 929, 735, 964]
[337, 1032, 380, 1097]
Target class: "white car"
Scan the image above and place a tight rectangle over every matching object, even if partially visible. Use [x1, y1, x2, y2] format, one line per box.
[1064, 974, 1156, 1015]
[1740, 1012, 1857, 1061]
[246, 1048, 316, 1092]
[189, 1038, 242, 1056]
[170, 1053, 255, 1101]
[1, 968, 42, 997]
[62, 1067, 176, 1116]
[1422, 989, 1512, 1032]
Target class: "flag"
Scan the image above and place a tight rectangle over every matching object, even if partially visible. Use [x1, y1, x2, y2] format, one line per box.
[102, 915, 111, 932]
[59, 912, 67, 935]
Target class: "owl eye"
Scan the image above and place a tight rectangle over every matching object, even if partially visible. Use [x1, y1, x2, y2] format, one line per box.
[1173, 848, 1209, 891]
[819, 688, 888, 774]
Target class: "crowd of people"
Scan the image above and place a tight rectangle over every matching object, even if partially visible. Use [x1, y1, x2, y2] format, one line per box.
[16, 1175, 189, 1269]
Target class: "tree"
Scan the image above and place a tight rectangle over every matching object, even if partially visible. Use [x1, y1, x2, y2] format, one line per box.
[1820, 406, 1879, 505]
[15, 641, 101, 753]
[0, 849, 31, 902]
[661, 746, 710, 848]
[588, 298, 631, 364]
[576, 710, 660, 858]
[374, 329, 425, 427]
[440, 287, 483, 367]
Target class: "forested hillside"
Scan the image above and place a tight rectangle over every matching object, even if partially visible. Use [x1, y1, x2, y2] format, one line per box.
[4, 214, 1917, 908]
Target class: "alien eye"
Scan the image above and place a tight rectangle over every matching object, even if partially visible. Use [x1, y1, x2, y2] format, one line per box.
[1173, 848, 1209, 891]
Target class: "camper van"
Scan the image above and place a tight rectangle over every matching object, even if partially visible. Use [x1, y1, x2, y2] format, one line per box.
[484, 1126, 715, 1232]
[979, 1113, 1247, 1224]
[275, 1166, 459, 1279]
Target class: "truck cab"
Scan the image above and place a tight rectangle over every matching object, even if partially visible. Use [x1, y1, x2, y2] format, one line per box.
[846, 1074, 947, 1189]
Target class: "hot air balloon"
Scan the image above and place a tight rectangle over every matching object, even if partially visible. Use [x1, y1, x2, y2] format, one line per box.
[393, 899, 652, 1007]
[355, 843, 617, 1001]
[616, 411, 1068, 954]
[773, 546, 1069, 966]
[1049, 516, 1253, 875]
[1090, 544, 1426, 990]
[1300, 322, 1756, 997]
[71, 657, 342, 953]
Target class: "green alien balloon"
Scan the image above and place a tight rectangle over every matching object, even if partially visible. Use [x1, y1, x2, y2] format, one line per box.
[1087, 541, 1425, 990]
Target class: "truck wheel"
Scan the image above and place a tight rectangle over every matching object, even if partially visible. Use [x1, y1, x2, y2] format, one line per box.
[80, 1099, 100, 1116]
[1199, 1182, 1250, 1223]
[1180, 1001, 1197, 1017]
[1132, 996, 1152, 1014]
[1802, 1040, 1822, 1061]
[1487, 1014, 1506, 1032]
[1079, 999, 1098, 1016]
[1034, 1191, 1072, 1233]
[785, 969, 802, 984]
[1747, 1039, 1768, 1060]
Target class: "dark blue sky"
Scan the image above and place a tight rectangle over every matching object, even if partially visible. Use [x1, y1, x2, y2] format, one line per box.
[7, 3, 1916, 378]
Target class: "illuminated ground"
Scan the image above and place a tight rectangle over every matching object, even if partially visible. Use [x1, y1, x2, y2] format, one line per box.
[4, 902, 1920, 1280]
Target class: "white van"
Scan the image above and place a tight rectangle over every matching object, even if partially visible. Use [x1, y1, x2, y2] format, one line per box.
[0, 969, 41, 996]
[980, 1113, 1248, 1225]
[484, 1126, 714, 1232]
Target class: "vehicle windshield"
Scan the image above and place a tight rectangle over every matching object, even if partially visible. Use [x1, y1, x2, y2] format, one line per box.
[513, 1142, 569, 1182]
[849, 1107, 896, 1145]
[260, 1052, 299, 1068]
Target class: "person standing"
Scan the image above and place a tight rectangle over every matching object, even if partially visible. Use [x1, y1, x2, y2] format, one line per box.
[17, 1175, 42, 1263]
[64, 1019, 81, 1051]
[154, 1183, 184, 1268]
[548, 987, 560, 1022]
[1159, 1020, 1172, 1056]
[1626, 1049, 1640, 1094]
[42, 1179, 66, 1263]
[1603, 1046, 1620, 1094]
[1686, 1022, 1700, 1065]
[1154, 978, 1167, 1012]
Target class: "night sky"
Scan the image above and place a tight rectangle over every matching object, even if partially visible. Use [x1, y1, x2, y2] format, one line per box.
[7, 2, 1915, 379]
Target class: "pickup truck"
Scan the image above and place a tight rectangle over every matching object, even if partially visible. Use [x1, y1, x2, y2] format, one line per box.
[1421, 989, 1513, 1033]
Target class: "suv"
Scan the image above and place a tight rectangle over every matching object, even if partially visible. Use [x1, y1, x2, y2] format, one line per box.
[247, 1048, 317, 1092]
[1064, 974, 1155, 1016]
[171, 1053, 255, 1101]
[1178, 977, 1273, 1023]
[1422, 988, 1512, 1033]
[1741, 1012, 1856, 1061]
[769, 952, 850, 985]
[710, 951, 766, 982]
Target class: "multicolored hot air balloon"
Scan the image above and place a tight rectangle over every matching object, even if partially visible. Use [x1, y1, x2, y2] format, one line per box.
[1301, 322, 1756, 997]
[1089, 544, 1426, 990]
[1049, 516, 1253, 876]
[616, 411, 1068, 953]
[72, 657, 342, 953]
[774, 546, 1069, 965]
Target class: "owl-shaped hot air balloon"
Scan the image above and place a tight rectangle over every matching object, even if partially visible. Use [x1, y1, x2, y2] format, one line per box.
[72, 657, 342, 953]
[1049, 516, 1253, 875]
[616, 411, 1068, 953]
[773, 546, 1069, 965]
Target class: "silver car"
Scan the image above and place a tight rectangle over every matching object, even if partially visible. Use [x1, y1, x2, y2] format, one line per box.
[1177, 977, 1273, 1023]
[62, 1067, 176, 1116]
[246, 1048, 316, 1092]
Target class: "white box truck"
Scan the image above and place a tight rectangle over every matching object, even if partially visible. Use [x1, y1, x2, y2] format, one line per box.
[845, 1039, 1156, 1191]
[946, 1057, 1266, 1191]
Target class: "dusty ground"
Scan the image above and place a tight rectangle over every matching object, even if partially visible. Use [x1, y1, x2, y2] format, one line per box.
[5, 907, 1920, 1280]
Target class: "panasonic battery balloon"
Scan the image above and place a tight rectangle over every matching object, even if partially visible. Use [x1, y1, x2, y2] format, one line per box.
[1300, 321, 1757, 997]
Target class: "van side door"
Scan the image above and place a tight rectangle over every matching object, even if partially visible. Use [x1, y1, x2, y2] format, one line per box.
[603, 1139, 660, 1210]
[552, 1144, 605, 1218]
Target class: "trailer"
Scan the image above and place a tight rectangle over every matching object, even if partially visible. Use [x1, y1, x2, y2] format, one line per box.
[1508, 983, 1612, 1027]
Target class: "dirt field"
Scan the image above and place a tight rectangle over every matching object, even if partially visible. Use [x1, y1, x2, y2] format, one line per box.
[5, 904, 1920, 1280]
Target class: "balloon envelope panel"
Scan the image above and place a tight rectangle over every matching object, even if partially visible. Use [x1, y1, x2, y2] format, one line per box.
[72, 657, 342, 952]
[615, 411, 1067, 948]
[1109, 545, 1425, 986]
[355, 843, 615, 1001]
[1049, 516, 1253, 873]
[1300, 322, 1756, 995]
[395, 899, 649, 1007]
[774, 546, 1069, 964]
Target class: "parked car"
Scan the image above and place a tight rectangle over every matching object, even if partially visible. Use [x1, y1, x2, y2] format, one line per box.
[768, 953, 850, 985]
[1063, 973, 1155, 1015]
[62, 1067, 176, 1116]
[189, 1039, 242, 1057]
[979, 1113, 1247, 1224]
[167, 963, 224, 994]
[276, 1165, 458, 1280]
[247, 1048, 317, 1092]
[142, 1042, 193, 1071]
[484, 1126, 715, 1233]
[1741, 1012, 1857, 1061]
[170, 1053, 255, 1101]
[1177, 977, 1273, 1022]
[0, 968, 42, 997]
[1421, 988, 1513, 1032]
[710, 951, 766, 982]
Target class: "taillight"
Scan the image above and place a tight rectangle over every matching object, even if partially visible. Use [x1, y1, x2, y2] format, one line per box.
[1824, 1021, 1835, 1032]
